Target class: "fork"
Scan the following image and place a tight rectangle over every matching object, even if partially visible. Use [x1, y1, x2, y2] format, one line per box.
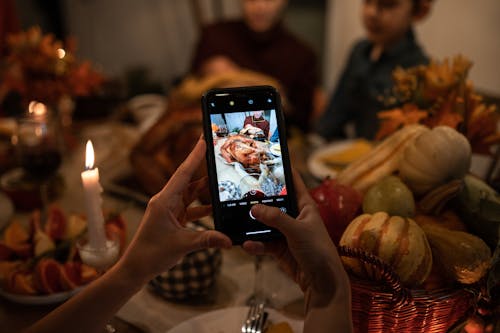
[242, 302, 267, 333]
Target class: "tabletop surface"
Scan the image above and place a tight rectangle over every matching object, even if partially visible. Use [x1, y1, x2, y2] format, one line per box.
[0, 119, 307, 333]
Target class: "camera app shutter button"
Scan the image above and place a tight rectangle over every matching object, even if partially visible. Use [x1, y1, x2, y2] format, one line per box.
[249, 208, 257, 220]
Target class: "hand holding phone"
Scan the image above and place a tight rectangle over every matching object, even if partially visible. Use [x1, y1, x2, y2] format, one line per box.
[202, 86, 298, 244]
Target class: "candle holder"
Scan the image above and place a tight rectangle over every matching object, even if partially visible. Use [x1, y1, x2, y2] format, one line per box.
[76, 233, 120, 272]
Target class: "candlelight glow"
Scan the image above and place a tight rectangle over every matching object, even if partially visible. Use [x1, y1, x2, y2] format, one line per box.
[57, 48, 66, 59]
[28, 101, 47, 117]
[85, 140, 95, 169]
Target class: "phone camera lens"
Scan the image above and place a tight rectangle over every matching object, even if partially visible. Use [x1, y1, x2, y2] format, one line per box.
[248, 99, 254, 105]
[267, 98, 272, 103]
[229, 101, 235, 106]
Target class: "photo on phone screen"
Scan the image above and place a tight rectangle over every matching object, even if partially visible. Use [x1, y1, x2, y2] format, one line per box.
[210, 109, 286, 202]
[202, 86, 297, 244]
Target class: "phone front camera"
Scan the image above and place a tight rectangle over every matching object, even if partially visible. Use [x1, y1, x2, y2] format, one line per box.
[248, 99, 254, 105]
[229, 101, 235, 106]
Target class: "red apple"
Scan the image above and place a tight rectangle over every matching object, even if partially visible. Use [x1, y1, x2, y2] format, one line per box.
[309, 178, 362, 245]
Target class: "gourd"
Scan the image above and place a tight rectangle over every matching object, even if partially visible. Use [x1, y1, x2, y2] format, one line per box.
[399, 126, 471, 195]
[337, 124, 427, 193]
[339, 212, 432, 287]
[453, 174, 500, 249]
[420, 224, 491, 284]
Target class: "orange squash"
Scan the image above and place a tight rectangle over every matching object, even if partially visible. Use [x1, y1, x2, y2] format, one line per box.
[340, 212, 432, 287]
[414, 210, 467, 232]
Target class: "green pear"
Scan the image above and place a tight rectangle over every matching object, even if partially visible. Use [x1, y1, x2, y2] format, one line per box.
[363, 175, 415, 217]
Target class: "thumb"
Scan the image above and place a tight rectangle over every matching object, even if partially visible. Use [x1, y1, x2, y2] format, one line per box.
[250, 204, 300, 239]
[186, 230, 233, 253]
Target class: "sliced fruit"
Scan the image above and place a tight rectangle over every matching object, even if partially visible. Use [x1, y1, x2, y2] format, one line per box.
[80, 264, 99, 284]
[45, 205, 67, 241]
[105, 223, 125, 254]
[0, 260, 22, 287]
[31, 211, 56, 257]
[0, 242, 13, 260]
[105, 213, 126, 233]
[59, 262, 80, 290]
[33, 258, 63, 294]
[63, 262, 82, 285]
[9, 242, 33, 259]
[7, 271, 37, 295]
[3, 220, 29, 246]
[65, 215, 87, 240]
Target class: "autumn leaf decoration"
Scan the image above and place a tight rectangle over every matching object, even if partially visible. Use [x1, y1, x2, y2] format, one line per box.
[1, 26, 104, 106]
[376, 55, 500, 155]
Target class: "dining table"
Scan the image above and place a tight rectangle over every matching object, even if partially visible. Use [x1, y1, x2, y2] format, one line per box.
[0, 114, 310, 333]
[2, 108, 495, 333]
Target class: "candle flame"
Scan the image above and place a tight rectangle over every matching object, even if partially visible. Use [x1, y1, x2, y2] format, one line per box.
[57, 48, 66, 59]
[85, 140, 95, 169]
[28, 101, 47, 117]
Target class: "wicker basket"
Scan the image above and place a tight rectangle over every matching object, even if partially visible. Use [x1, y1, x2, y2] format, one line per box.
[338, 246, 475, 333]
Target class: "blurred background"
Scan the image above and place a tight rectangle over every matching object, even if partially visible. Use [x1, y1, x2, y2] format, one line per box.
[13, 0, 500, 98]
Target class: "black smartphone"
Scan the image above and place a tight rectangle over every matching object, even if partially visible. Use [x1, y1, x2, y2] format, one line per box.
[201, 85, 298, 244]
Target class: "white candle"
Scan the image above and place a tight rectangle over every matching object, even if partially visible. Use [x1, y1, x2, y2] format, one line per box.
[81, 140, 107, 249]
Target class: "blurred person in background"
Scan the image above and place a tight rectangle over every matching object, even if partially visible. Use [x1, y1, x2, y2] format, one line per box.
[315, 0, 433, 140]
[191, 0, 320, 133]
[131, 0, 317, 196]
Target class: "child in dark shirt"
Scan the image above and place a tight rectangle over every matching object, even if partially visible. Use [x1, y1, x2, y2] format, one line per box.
[316, 0, 433, 140]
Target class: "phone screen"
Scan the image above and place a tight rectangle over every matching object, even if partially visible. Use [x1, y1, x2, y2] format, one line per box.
[202, 86, 297, 244]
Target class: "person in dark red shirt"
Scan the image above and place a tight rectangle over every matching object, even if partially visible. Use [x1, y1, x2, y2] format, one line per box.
[191, 0, 318, 133]
[243, 110, 270, 138]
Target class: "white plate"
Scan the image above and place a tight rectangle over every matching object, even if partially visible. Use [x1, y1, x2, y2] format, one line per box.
[307, 140, 372, 180]
[0, 192, 14, 230]
[167, 306, 303, 333]
[0, 286, 84, 305]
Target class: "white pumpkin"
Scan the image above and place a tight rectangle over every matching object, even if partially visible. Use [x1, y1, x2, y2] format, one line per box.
[399, 126, 471, 195]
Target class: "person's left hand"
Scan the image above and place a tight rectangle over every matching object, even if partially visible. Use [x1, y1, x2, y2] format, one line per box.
[117, 138, 232, 283]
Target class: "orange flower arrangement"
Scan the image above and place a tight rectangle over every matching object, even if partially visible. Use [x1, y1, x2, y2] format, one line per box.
[0, 26, 104, 107]
[376, 55, 500, 155]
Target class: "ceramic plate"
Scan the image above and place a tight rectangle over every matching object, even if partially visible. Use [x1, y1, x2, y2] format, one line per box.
[0, 286, 84, 305]
[167, 306, 303, 333]
[307, 139, 373, 180]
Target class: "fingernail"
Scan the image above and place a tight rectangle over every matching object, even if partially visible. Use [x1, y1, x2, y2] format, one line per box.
[251, 205, 264, 218]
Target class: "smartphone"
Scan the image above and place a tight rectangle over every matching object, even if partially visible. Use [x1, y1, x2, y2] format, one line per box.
[201, 86, 298, 244]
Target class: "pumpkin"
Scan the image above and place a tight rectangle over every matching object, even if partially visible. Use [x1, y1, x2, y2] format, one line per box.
[337, 124, 427, 193]
[339, 212, 432, 287]
[420, 224, 491, 284]
[399, 126, 471, 195]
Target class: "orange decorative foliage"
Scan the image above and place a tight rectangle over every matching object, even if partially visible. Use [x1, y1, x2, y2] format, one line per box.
[377, 55, 499, 155]
[1, 26, 104, 106]
[376, 104, 428, 140]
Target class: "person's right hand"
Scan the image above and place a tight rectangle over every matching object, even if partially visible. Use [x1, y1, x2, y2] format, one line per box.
[242, 170, 350, 309]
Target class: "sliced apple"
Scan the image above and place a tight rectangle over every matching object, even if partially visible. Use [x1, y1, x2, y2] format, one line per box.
[33, 258, 62, 294]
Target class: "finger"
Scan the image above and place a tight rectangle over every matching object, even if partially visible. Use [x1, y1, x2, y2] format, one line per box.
[183, 176, 209, 206]
[162, 138, 206, 197]
[242, 240, 266, 255]
[185, 205, 212, 222]
[185, 230, 232, 252]
[291, 168, 315, 211]
[250, 204, 301, 239]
